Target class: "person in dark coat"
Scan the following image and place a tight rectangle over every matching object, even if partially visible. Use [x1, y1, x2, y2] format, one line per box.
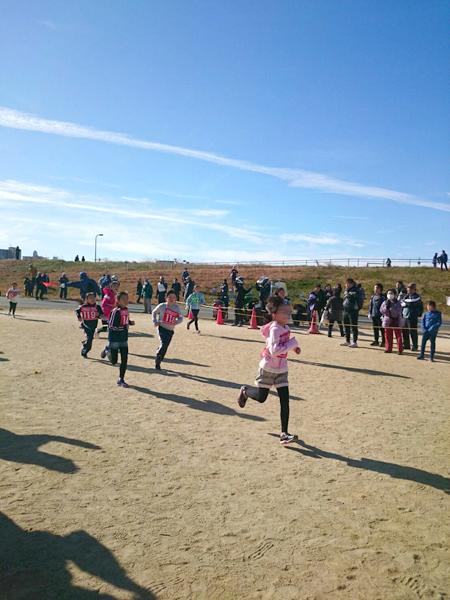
[136, 278, 143, 303]
[172, 278, 181, 301]
[432, 253, 438, 268]
[325, 287, 344, 337]
[183, 277, 195, 302]
[232, 277, 252, 326]
[400, 283, 423, 351]
[156, 277, 168, 303]
[342, 278, 362, 347]
[368, 283, 386, 346]
[59, 273, 69, 300]
[440, 250, 448, 271]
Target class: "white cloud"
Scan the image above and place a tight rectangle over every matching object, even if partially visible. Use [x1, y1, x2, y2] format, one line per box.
[1, 107, 449, 212]
[37, 20, 60, 31]
[281, 233, 365, 248]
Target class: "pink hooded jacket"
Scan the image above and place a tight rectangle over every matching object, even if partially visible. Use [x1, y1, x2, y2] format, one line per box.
[101, 287, 116, 320]
[259, 321, 300, 373]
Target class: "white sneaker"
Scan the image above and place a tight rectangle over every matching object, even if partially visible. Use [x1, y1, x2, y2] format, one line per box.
[349, 342, 358, 348]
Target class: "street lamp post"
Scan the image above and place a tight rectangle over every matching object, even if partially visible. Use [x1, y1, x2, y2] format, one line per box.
[94, 233, 104, 262]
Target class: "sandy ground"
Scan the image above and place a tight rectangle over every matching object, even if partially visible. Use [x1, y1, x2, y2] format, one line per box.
[1, 307, 449, 600]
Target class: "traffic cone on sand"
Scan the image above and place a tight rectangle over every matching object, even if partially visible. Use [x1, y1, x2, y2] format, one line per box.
[216, 305, 224, 325]
[308, 310, 319, 334]
[248, 307, 259, 330]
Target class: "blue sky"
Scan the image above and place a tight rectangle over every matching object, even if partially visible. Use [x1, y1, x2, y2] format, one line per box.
[0, 0, 448, 262]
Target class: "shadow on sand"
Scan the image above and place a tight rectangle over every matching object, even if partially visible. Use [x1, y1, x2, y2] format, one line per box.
[274, 436, 450, 494]
[129, 385, 266, 422]
[0, 428, 101, 474]
[291, 358, 410, 379]
[0, 512, 156, 599]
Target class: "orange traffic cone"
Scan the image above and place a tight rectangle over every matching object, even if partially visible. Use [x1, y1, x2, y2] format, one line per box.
[216, 305, 224, 325]
[248, 307, 259, 329]
[308, 310, 319, 334]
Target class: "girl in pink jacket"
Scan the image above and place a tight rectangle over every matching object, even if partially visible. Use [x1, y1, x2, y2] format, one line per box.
[237, 295, 300, 444]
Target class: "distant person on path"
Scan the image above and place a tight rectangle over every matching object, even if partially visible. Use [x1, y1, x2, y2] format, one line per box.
[35, 273, 46, 301]
[417, 301, 442, 362]
[368, 283, 386, 346]
[15, 246, 20, 260]
[75, 292, 103, 359]
[341, 278, 363, 348]
[401, 283, 423, 351]
[439, 250, 448, 271]
[23, 276, 32, 297]
[81, 256, 86, 262]
[232, 277, 252, 327]
[74, 255, 80, 262]
[183, 277, 195, 302]
[142, 278, 153, 314]
[152, 289, 183, 370]
[380, 290, 404, 354]
[106, 291, 134, 387]
[136, 278, 143, 303]
[181, 269, 190, 285]
[172, 278, 181, 301]
[66, 272, 101, 301]
[325, 287, 344, 337]
[230, 266, 239, 286]
[59, 273, 69, 300]
[6, 282, 19, 317]
[385, 258, 392, 268]
[432, 253, 438, 268]
[156, 277, 168, 304]
[186, 285, 206, 334]
[237, 295, 301, 446]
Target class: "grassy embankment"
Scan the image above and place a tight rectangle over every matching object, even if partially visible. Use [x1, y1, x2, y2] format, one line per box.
[0, 259, 449, 315]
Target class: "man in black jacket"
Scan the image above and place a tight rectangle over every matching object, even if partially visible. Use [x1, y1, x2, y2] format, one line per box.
[232, 277, 252, 326]
[368, 283, 385, 346]
[401, 283, 423, 351]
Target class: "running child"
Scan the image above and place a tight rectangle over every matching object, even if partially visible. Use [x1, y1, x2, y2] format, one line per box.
[237, 295, 301, 445]
[152, 289, 183, 370]
[6, 282, 20, 317]
[185, 284, 206, 334]
[98, 278, 120, 356]
[75, 292, 104, 358]
[107, 291, 134, 387]
[417, 300, 442, 362]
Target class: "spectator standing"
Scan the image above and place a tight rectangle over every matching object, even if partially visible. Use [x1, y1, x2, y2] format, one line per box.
[230, 266, 239, 286]
[81, 256, 86, 262]
[432, 253, 438, 268]
[142, 279, 153, 314]
[368, 284, 386, 346]
[156, 277, 168, 304]
[181, 269, 190, 285]
[417, 301, 442, 362]
[232, 277, 252, 327]
[341, 278, 362, 348]
[395, 281, 407, 301]
[325, 287, 344, 337]
[74, 255, 80, 262]
[440, 250, 448, 271]
[59, 273, 69, 300]
[385, 258, 392, 267]
[184, 277, 195, 302]
[380, 290, 404, 354]
[136, 278, 143, 303]
[172, 278, 181, 301]
[307, 284, 321, 319]
[401, 283, 423, 351]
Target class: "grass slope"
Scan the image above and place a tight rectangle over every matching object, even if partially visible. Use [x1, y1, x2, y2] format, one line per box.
[1, 259, 449, 315]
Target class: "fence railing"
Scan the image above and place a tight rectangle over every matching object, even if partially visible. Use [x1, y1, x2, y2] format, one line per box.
[185, 258, 435, 268]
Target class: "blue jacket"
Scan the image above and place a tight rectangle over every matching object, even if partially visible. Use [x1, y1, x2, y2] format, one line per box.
[422, 310, 442, 334]
[67, 273, 101, 299]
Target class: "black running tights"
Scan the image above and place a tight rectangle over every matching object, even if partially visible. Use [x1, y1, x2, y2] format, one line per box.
[245, 385, 290, 433]
[110, 346, 128, 379]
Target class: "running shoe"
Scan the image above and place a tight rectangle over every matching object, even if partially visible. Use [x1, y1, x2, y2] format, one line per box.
[117, 378, 129, 388]
[237, 386, 247, 408]
[349, 342, 358, 348]
[100, 348, 107, 359]
[280, 433, 295, 445]
[155, 362, 161, 371]
[416, 355, 425, 360]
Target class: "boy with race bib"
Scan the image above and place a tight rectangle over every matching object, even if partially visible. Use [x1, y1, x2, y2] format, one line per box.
[152, 289, 183, 370]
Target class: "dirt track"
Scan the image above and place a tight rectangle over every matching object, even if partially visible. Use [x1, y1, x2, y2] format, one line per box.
[1, 308, 449, 599]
